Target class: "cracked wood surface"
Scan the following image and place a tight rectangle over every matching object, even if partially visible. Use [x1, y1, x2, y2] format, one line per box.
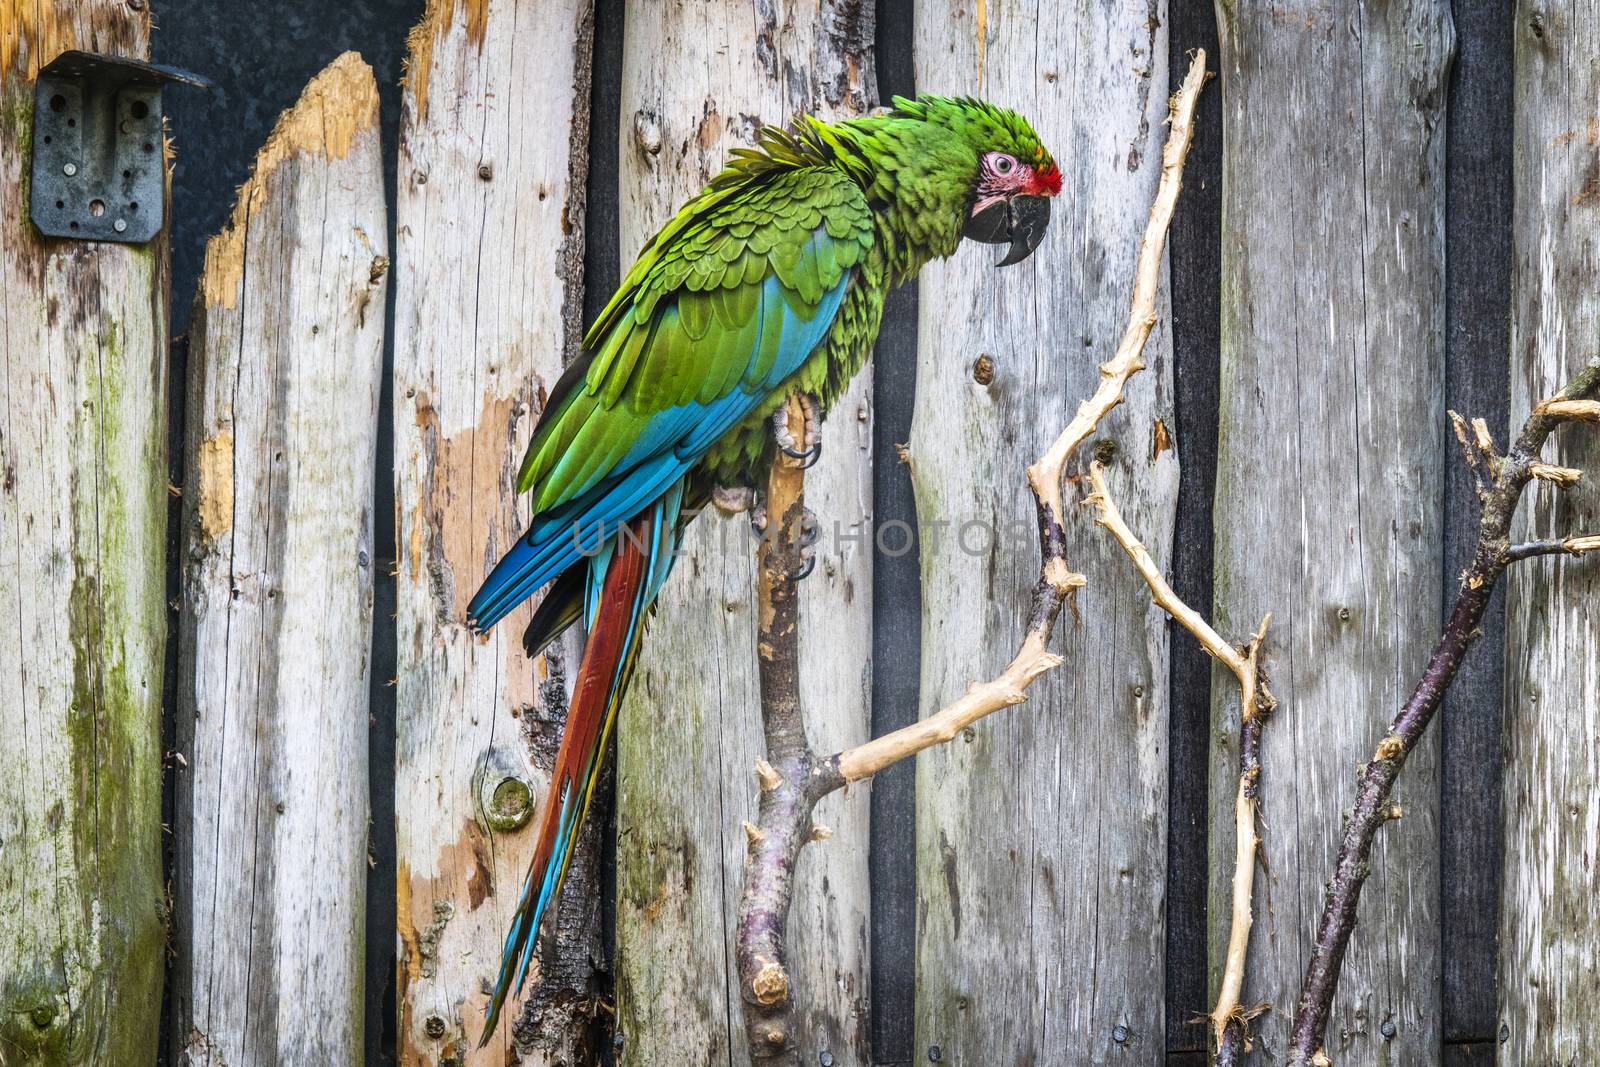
[613, 1, 876, 1062]
[1498, 3, 1600, 1060]
[391, 0, 600, 1062]
[0, 3, 168, 1063]
[909, 3, 1178, 1062]
[172, 52, 386, 1067]
[1209, 2, 1454, 1061]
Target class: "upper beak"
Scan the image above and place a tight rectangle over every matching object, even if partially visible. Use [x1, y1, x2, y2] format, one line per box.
[964, 195, 1052, 267]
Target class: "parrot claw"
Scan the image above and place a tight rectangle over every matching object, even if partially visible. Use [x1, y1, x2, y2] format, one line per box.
[772, 393, 822, 469]
[799, 507, 820, 548]
[791, 506, 821, 580]
[749, 503, 768, 538]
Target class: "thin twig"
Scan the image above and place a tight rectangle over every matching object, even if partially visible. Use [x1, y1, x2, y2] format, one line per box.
[1505, 535, 1600, 563]
[1085, 463, 1275, 1060]
[1449, 410, 1490, 501]
[1288, 355, 1600, 1065]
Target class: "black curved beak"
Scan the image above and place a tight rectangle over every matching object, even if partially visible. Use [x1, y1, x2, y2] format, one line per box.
[964, 195, 1052, 267]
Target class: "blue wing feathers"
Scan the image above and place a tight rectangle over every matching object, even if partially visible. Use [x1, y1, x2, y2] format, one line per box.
[467, 273, 846, 633]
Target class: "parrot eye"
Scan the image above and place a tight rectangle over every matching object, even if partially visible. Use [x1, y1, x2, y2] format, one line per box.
[989, 153, 1018, 176]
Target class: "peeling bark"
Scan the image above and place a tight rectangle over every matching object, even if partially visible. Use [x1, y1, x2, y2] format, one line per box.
[392, 1, 601, 1062]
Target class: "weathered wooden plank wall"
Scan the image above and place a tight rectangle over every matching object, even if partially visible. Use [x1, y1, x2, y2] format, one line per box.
[1499, 2, 1600, 1060]
[5, 1, 1597, 1063]
[1209, 2, 1453, 1062]
[390, 0, 598, 1062]
[147, 10, 423, 1061]
[170, 52, 386, 1065]
[612, 2, 877, 1062]
[910, 3, 1177, 1062]
[0, 4, 169, 1063]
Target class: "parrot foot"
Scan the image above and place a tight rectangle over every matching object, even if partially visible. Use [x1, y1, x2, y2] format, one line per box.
[711, 484, 758, 515]
[772, 393, 822, 469]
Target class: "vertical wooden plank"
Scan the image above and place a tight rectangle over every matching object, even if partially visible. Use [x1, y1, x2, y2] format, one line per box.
[171, 53, 386, 1066]
[1209, 3, 1452, 1061]
[0, 4, 169, 1062]
[391, 0, 597, 1061]
[910, 4, 1177, 1062]
[1499, 3, 1600, 1059]
[1440, 0, 1512, 1045]
[614, 2, 876, 1062]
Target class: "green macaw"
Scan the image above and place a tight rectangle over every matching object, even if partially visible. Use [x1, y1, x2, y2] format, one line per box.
[467, 94, 1061, 1042]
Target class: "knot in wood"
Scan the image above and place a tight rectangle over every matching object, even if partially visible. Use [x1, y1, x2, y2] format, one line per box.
[634, 111, 663, 156]
[972, 353, 994, 385]
[752, 960, 789, 1005]
[486, 775, 533, 831]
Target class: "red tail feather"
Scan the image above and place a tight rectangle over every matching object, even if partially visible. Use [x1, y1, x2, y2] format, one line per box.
[524, 525, 647, 884]
[480, 516, 653, 1045]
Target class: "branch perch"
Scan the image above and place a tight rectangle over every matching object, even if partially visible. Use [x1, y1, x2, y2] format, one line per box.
[731, 51, 1212, 1064]
[830, 50, 1211, 784]
[1287, 356, 1600, 1065]
[1085, 464, 1275, 1064]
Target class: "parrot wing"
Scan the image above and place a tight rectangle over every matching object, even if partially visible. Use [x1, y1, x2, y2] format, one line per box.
[467, 154, 875, 632]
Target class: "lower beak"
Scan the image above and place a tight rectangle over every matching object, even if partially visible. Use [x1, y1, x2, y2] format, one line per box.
[965, 195, 1052, 267]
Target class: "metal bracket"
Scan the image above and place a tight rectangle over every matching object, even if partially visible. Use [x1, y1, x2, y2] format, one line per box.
[29, 50, 211, 244]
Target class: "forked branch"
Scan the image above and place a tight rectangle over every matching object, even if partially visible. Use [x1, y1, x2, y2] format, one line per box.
[827, 50, 1211, 784]
[1288, 355, 1600, 1065]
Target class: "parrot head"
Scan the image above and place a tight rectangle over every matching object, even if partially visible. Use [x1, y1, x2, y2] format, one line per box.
[887, 95, 1062, 267]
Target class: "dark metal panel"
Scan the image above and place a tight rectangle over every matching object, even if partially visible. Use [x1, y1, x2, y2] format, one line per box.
[869, 1, 920, 1063]
[1165, 1, 1223, 1054]
[30, 51, 208, 243]
[1441, 0, 1513, 1047]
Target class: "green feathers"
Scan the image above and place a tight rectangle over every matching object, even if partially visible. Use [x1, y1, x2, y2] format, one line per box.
[517, 94, 1052, 500]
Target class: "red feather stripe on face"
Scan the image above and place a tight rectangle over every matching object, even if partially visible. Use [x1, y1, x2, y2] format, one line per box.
[1029, 161, 1063, 197]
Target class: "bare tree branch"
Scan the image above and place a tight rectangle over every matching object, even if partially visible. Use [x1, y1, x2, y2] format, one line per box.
[1085, 463, 1275, 1062]
[1505, 534, 1600, 563]
[732, 51, 1214, 1064]
[827, 50, 1212, 785]
[1288, 355, 1600, 1066]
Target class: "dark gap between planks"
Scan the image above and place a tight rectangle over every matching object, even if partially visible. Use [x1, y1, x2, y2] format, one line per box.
[1164, 2, 1224, 1054]
[868, 0, 922, 1063]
